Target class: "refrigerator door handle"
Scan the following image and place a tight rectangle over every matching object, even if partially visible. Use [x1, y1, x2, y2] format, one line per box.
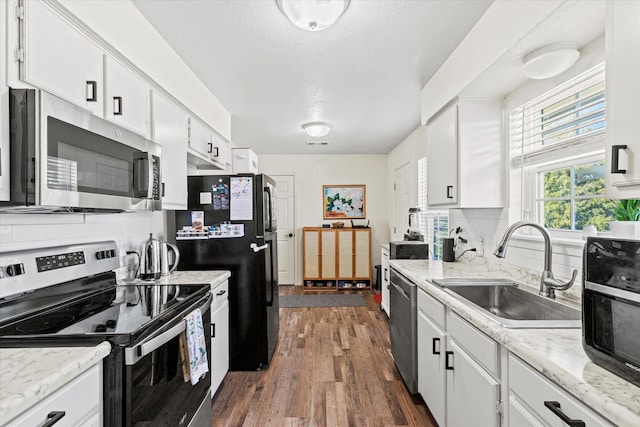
[250, 243, 269, 252]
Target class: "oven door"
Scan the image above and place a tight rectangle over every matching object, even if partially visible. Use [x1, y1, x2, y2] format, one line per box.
[123, 293, 212, 427]
[583, 285, 640, 386]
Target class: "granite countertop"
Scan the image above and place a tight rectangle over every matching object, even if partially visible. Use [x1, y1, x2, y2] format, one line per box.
[158, 270, 230, 287]
[0, 342, 111, 424]
[0, 271, 230, 424]
[389, 258, 640, 427]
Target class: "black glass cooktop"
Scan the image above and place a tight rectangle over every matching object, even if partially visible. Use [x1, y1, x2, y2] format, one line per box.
[0, 272, 210, 348]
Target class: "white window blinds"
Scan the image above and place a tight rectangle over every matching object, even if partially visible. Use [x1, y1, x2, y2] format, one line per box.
[510, 63, 606, 167]
[418, 156, 448, 260]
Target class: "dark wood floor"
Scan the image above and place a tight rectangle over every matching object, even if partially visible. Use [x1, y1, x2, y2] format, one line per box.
[211, 286, 436, 427]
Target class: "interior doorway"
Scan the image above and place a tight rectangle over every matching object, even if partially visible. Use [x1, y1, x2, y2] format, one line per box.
[272, 175, 296, 285]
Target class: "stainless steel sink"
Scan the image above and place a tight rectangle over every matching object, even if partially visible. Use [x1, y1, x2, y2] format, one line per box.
[431, 278, 581, 329]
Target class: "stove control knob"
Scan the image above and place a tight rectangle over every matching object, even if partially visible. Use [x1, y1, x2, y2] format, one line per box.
[95, 324, 107, 333]
[106, 319, 117, 329]
[6, 263, 25, 277]
[96, 251, 103, 260]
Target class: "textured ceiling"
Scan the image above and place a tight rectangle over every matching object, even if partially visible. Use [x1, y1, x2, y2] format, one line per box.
[131, 0, 493, 154]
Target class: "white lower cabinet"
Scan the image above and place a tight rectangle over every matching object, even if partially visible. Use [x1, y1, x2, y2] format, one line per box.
[210, 279, 229, 397]
[417, 288, 501, 427]
[417, 289, 447, 425]
[381, 247, 390, 315]
[7, 364, 102, 427]
[508, 355, 613, 427]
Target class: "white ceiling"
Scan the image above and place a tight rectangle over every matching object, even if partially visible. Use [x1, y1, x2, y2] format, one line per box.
[131, 0, 493, 155]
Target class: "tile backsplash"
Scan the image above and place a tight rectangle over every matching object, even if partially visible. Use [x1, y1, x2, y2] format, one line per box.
[0, 212, 166, 295]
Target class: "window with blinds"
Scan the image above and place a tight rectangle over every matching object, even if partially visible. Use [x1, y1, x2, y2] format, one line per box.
[418, 156, 448, 259]
[509, 63, 616, 232]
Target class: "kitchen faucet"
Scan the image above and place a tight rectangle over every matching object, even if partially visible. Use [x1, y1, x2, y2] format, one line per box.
[493, 221, 578, 299]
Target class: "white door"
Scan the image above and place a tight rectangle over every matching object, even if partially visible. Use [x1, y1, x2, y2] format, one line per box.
[273, 175, 295, 285]
[394, 163, 411, 241]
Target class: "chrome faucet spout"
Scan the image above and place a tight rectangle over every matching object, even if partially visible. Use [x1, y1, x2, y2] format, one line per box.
[493, 221, 577, 298]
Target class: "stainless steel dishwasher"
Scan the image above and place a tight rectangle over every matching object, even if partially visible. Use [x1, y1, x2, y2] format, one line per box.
[389, 268, 418, 394]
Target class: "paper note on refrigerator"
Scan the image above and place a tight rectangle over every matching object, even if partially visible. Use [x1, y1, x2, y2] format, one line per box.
[230, 177, 253, 220]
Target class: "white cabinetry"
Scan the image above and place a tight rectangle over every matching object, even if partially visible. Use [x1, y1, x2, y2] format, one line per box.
[381, 247, 390, 315]
[605, 0, 640, 198]
[105, 56, 150, 137]
[417, 289, 501, 427]
[188, 117, 227, 170]
[20, 0, 104, 116]
[210, 279, 229, 397]
[417, 288, 447, 426]
[6, 364, 102, 427]
[508, 354, 613, 427]
[446, 312, 501, 427]
[151, 91, 188, 210]
[426, 98, 504, 208]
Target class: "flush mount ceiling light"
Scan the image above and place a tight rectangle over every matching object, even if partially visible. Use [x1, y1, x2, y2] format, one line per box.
[521, 43, 581, 80]
[276, 0, 350, 32]
[302, 121, 333, 137]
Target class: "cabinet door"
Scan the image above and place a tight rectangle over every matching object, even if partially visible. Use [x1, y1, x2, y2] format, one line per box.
[426, 103, 458, 206]
[189, 117, 214, 158]
[212, 133, 231, 167]
[303, 229, 320, 279]
[210, 300, 229, 396]
[105, 56, 150, 137]
[417, 305, 447, 426]
[152, 91, 188, 210]
[446, 340, 500, 427]
[320, 230, 336, 279]
[605, 0, 640, 196]
[337, 230, 353, 278]
[22, 1, 104, 116]
[354, 229, 370, 278]
[381, 248, 390, 315]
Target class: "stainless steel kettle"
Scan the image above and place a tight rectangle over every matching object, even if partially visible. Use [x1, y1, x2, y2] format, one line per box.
[160, 242, 180, 276]
[139, 233, 162, 280]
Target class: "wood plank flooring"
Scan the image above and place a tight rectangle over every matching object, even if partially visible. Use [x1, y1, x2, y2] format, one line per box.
[211, 286, 436, 427]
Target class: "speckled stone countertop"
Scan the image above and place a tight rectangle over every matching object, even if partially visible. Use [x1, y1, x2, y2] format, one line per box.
[0, 270, 230, 424]
[0, 342, 111, 425]
[158, 270, 230, 287]
[390, 258, 640, 426]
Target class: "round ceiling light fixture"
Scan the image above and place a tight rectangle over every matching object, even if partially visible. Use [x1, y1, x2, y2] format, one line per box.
[302, 122, 333, 137]
[276, 0, 350, 32]
[521, 43, 581, 80]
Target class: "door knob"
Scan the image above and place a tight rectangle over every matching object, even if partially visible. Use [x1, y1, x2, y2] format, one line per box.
[288, 233, 293, 237]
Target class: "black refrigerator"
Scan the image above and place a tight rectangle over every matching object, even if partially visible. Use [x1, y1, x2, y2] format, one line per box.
[175, 174, 279, 371]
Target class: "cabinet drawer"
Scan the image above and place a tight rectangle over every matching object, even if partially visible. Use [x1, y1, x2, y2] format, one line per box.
[211, 279, 229, 308]
[417, 287, 445, 328]
[509, 355, 613, 427]
[7, 364, 101, 427]
[448, 311, 498, 376]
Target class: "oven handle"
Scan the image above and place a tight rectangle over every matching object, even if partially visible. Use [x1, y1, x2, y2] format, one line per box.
[125, 293, 212, 365]
[585, 282, 640, 304]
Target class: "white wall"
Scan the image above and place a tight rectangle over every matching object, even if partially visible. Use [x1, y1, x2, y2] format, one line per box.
[386, 126, 427, 241]
[259, 154, 389, 286]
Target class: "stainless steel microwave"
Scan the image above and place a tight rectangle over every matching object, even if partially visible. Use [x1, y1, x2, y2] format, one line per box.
[583, 236, 640, 387]
[3, 88, 161, 213]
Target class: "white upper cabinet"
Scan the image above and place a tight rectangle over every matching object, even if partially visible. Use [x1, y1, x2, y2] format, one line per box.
[151, 91, 188, 210]
[605, 0, 640, 198]
[20, 0, 104, 116]
[188, 117, 227, 170]
[105, 56, 150, 138]
[426, 98, 505, 208]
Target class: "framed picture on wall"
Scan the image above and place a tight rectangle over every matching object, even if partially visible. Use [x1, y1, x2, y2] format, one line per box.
[323, 185, 366, 219]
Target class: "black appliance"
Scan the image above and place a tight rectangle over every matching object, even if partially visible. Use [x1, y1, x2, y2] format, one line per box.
[583, 236, 640, 387]
[0, 241, 212, 427]
[389, 268, 418, 394]
[4, 89, 162, 213]
[390, 241, 429, 260]
[175, 174, 279, 371]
